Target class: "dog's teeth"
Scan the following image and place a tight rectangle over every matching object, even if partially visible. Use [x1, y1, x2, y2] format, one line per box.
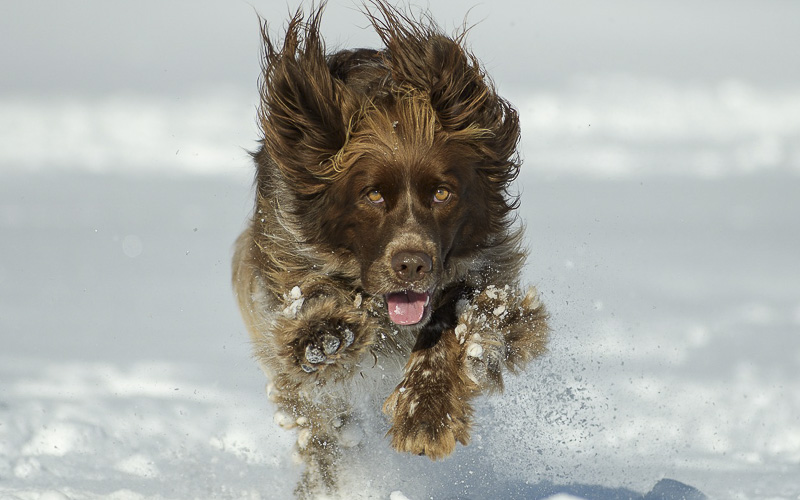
[305, 345, 326, 364]
[493, 304, 506, 316]
[321, 334, 341, 355]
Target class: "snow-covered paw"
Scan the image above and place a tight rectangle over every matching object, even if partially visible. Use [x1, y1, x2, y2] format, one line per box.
[458, 284, 548, 377]
[474, 285, 514, 323]
[451, 285, 513, 347]
[296, 321, 356, 373]
[455, 310, 505, 391]
[291, 413, 362, 455]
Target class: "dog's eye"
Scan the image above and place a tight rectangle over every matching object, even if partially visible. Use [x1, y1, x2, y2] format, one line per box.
[433, 187, 451, 203]
[366, 190, 384, 204]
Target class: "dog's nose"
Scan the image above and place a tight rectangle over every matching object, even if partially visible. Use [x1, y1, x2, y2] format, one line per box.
[392, 251, 433, 282]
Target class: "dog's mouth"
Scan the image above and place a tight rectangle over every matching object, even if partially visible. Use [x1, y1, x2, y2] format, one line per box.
[385, 290, 432, 326]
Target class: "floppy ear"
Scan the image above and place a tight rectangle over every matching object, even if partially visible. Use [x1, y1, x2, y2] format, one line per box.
[367, 1, 521, 218]
[258, 7, 353, 195]
[368, 4, 517, 131]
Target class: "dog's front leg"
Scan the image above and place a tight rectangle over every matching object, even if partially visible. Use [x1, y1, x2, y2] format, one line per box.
[267, 384, 361, 500]
[256, 291, 376, 499]
[382, 285, 548, 460]
[265, 290, 376, 387]
[383, 327, 478, 459]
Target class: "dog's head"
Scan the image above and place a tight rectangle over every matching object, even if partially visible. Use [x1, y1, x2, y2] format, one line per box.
[255, 3, 521, 328]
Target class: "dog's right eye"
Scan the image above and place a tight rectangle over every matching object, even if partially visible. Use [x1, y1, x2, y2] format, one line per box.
[366, 190, 384, 204]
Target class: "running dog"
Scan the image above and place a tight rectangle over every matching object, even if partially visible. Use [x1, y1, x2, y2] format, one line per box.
[232, 3, 549, 497]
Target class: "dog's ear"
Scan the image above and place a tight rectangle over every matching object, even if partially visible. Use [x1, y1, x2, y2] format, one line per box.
[368, 2, 521, 220]
[368, 3, 517, 135]
[257, 7, 353, 196]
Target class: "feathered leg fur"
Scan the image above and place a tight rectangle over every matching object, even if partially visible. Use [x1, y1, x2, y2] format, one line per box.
[234, 231, 383, 499]
[383, 284, 548, 458]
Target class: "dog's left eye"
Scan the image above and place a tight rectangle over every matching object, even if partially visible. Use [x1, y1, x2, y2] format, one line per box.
[366, 190, 384, 204]
[433, 187, 451, 203]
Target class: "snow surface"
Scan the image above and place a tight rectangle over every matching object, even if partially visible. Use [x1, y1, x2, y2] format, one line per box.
[1, 167, 798, 499]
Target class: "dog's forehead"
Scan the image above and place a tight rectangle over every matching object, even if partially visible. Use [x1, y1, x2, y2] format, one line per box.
[348, 143, 467, 188]
[337, 93, 481, 191]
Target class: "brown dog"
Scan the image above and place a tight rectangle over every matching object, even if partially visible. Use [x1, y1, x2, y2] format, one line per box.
[232, 2, 549, 497]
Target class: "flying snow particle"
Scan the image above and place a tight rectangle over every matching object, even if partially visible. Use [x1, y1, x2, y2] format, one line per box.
[454, 323, 467, 342]
[466, 343, 484, 359]
[273, 411, 296, 429]
[297, 428, 312, 449]
[283, 296, 305, 318]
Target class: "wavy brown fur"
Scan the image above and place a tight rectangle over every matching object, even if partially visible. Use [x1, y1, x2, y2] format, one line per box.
[232, 2, 549, 498]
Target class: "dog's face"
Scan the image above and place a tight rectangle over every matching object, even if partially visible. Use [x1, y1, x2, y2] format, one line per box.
[256, 8, 521, 328]
[317, 103, 497, 326]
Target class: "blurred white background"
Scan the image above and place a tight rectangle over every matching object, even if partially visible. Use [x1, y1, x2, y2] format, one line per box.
[2, 0, 799, 178]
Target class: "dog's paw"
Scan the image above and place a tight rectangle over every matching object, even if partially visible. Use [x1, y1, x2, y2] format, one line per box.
[272, 295, 374, 384]
[384, 386, 471, 460]
[498, 286, 548, 370]
[461, 285, 548, 373]
[472, 284, 517, 325]
[295, 320, 357, 373]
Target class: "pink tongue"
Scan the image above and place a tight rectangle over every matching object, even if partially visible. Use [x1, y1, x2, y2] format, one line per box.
[386, 291, 428, 325]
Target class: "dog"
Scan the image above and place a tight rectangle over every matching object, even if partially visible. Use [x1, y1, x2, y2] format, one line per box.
[232, 2, 549, 497]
